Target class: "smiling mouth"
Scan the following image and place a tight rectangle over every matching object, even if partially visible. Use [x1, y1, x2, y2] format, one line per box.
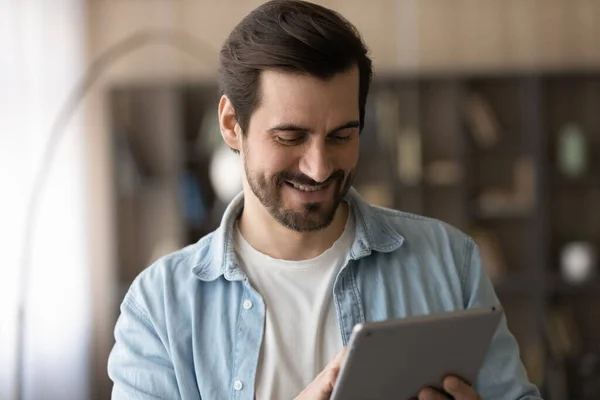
[285, 180, 330, 192]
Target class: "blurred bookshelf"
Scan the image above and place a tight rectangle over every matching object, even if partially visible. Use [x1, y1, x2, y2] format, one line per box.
[108, 72, 600, 400]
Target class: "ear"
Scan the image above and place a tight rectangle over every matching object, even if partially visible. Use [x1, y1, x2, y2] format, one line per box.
[218, 95, 242, 152]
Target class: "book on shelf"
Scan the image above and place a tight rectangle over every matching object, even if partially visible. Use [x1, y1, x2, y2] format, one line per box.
[513, 156, 535, 208]
[375, 89, 401, 153]
[546, 305, 582, 360]
[425, 160, 463, 186]
[396, 126, 422, 186]
[464, 92, 501, 149]
[476, 190, 519, 217]
[472, 228, 507, 283]
[476, 155, 535, 217]
[522, 341, 545, 389]
[557, 122, 588, 179]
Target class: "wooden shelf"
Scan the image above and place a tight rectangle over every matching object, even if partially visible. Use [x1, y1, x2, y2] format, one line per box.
[550, 175, 600, 189]
[396, 182, 463, 190]
[493, 276, 535, 296]
[466, 145, 530, 157]
[473, 208, 533, 220]
[108, 73, 600, 400]
[547, 275, 600, 295]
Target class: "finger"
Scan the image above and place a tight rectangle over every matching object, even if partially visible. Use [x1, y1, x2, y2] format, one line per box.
[330, 346, 347, 368]
[321, 365, 341, 394]
[418, 387, 447, 400]
[314, 347, 346, 382]
[443, 376, 480, 400]
[295, 369, 338, 400]
[320, 348, 347, 392]
[299, 347, 347, 399]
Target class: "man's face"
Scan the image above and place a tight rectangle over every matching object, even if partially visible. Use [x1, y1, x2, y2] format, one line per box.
[240, 67, 360, 232]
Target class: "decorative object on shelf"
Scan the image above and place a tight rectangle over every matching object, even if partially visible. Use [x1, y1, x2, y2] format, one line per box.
[560, 241, 597, 285]
[396, 126, 422, 186]
[557, 122, 588, 179]
[472, 228, 506, 283]
[513, 156, 535, 208]
[476, 156, 534, 217]
[522, 340, 545, 388]
[114, 128, 158, 192]
[180, 171, 207, 226]
[464, 92, 501, 148]
[114, 131, 143, 196]
[357, 184, 394, 208]
[425, 160, 463, 186]
[546, 305, 582, 360]
[375, 89, 400, 153]
[209, 144, 243, 203]
[477, 189, 526, 218]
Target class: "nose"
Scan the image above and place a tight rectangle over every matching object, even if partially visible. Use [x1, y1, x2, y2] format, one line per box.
[298, 140, 333, 183]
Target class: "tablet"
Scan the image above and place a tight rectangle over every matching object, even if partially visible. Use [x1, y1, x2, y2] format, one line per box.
[330, 306, 503, 400]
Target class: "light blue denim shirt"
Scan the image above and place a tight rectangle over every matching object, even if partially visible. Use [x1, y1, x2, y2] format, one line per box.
[108, 188, 542, 399]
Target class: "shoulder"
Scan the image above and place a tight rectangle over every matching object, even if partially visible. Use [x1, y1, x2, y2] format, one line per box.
[364, 204, 478, 277]
[370, 204, 473, 248]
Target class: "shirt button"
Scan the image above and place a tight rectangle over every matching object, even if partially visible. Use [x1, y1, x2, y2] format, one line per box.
[234, 380, 243, 391]
[243, 300, 253, 310]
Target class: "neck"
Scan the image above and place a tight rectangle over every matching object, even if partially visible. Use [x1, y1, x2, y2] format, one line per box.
[237, 193, 349, 261]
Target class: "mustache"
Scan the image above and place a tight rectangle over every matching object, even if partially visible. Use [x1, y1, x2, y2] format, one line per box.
[275, 170, 345, 186]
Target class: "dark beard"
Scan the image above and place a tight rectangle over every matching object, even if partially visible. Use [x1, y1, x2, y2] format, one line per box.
[245, 161, 354, 232]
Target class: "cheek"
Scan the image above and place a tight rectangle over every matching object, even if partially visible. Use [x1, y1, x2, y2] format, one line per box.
[338, 143, 359, 171]
[249, 141, 298, 176]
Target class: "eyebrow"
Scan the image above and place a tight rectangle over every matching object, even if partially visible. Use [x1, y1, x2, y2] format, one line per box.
[267, 120, 360, 135]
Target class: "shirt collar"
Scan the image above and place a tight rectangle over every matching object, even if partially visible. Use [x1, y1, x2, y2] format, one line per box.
[191, 187, 405, 282]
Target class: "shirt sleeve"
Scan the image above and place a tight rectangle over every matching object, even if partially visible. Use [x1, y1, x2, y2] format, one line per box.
[461, 238, 543, 400]
[107, 292, 181, 400]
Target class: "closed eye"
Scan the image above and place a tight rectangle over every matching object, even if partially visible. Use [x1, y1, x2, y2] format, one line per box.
[329, 134, 351, 142]
[276, 134, 305, 145]
[328, 129, 355, 143]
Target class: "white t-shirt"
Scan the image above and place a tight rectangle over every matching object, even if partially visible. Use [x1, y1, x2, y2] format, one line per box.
[233, 212, 355, 399]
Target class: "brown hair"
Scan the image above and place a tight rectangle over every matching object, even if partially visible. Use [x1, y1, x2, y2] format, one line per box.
[219, 0, 373, 135]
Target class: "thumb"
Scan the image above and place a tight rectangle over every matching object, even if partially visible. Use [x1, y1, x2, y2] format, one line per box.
[320, 347, 348, 394]
[443, 376, 480, 400]
[295, 347, 347, 400]
[330, 347, 348, 368]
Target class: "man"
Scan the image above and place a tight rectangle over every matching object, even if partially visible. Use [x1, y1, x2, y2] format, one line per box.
[108, 1, 542, 399]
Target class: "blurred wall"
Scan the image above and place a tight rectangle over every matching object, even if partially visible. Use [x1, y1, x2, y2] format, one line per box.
[1, 1, 91, 399]
[85, 0, 600, 397]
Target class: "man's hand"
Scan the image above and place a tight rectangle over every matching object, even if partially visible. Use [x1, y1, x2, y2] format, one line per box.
[295, 347, 347, 400]
[418, 376, 482, 400]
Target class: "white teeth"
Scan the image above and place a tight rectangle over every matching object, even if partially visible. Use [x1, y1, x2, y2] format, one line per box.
[290, 182, 325, 192]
